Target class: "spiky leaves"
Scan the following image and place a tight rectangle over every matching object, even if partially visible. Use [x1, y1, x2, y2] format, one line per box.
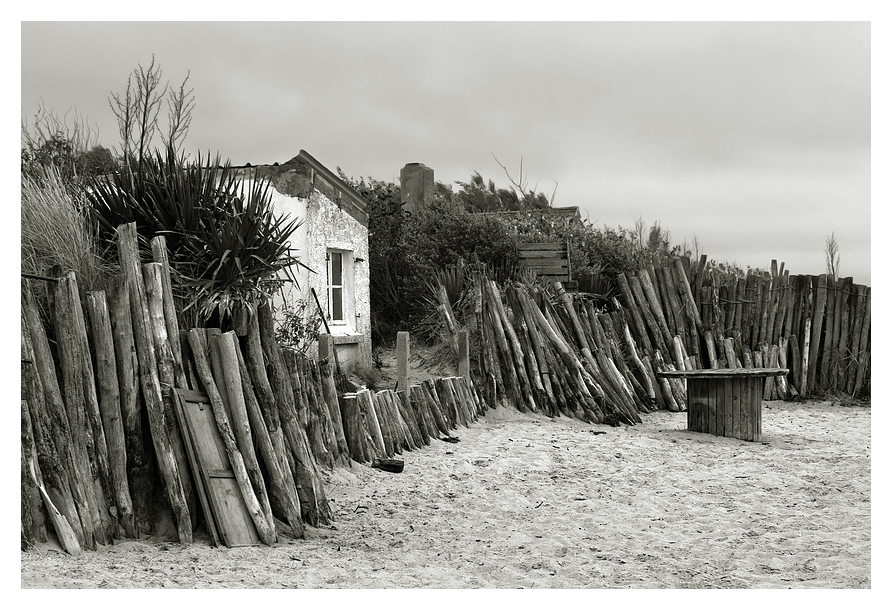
[85, 149, 302, 325]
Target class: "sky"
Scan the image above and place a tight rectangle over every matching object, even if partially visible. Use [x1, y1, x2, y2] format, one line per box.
[19, 19, 873, 285]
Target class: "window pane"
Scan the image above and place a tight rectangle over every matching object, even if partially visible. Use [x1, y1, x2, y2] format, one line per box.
[330, 252, 342, 285]
[331, 287, 343, 321]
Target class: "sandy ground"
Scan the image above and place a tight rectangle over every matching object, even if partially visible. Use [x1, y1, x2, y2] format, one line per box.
[20, 397, 870, 589]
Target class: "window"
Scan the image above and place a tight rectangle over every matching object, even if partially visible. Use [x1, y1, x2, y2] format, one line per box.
[327, 249, 348, 325]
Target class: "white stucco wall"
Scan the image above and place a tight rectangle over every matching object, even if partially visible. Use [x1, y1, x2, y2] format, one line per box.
[263, 181, 372, 371]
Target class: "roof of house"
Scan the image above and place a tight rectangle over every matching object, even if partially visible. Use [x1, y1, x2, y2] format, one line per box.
[232, 150, 368, 227]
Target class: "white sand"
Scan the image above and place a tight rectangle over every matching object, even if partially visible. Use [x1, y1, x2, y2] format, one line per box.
[21, 398, 870, 588]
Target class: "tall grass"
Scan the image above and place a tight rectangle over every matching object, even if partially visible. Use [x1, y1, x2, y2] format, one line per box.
[21, 165, 117, 291]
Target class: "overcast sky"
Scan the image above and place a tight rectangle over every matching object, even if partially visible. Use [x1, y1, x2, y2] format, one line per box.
[20, 20, 871, 285]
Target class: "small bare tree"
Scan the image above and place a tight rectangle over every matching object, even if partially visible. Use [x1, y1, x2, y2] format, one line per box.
[491, 153, 559, 207]
[825, 232, 841, 280]
[109, 55, 194, 169]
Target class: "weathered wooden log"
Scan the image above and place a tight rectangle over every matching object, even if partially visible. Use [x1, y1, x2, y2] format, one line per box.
[372, 391, 397, 456]
[641, 354, 669, 411]
[805, 274, 828, 395]
[371, 458, 405, 473]
[800, 317, 812, 397]
[398, 389, 426, 447]
[445, 377, 473, 427]
[509, 285, 556, 415]
[117, 222, 192, 543]
[85, 290, 137, 539]
[274, 352, 333, 525]
[436, 377, 464, 428]
[629, 274, 669, 356]
[232, 337, 305, 538]
[339, 394, 369, 463]
[22, 398, 44, 549]
[50, 273, 107, 548]
[22, 283, 88, 548]
[616, 273, 653, 353]
[143, 263, 198, 531]
[281, 349, 309, 430]
[254, 303, 311, 521]
[356, 388, 386, 458]
[216, 331, 277, 539]
[527, 290, 601, 421]
[62, 272, 119, 542]
[852, 286, 871, 397]
[382, 391, 413, 452]
[485, 280, 534, 411]
[150, 236, 188, 389]
[421, 379, 451, 435]
[27, 452, 82, 556]
[397, 331, 411, 393]
[186, 329, 276, 545]
[612, 326, 652, 408]
[405, 386, 432, 444]
[319, 352, 351, 466]
[638, 269, 674, 355]
[723, 337, 739, 369]
[308, 359, 343, 467]
[107, 276, 152, 533]
[435, 282, 460, 356]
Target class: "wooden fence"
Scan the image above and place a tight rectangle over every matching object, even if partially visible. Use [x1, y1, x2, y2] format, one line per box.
[617, 256, 870, 399]
[438, 255, 869, 431]
[21, 221, 486, 554]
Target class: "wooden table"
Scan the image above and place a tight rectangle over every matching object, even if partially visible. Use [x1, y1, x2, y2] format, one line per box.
[656, 368, 789, 442]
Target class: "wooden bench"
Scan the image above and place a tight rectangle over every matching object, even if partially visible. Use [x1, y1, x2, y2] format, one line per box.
[655, 368, 789, 442]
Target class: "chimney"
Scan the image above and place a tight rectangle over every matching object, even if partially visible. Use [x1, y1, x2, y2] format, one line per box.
[400, 163, 434, 213]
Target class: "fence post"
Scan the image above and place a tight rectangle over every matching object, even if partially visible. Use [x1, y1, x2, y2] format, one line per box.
[318, 333, 334, 362]
[397, 331, 410, 394]
[458, 329, 470, 378]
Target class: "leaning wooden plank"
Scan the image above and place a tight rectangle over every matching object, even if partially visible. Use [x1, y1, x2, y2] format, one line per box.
[117, 222, 192, 544]
[85, 290, 137, 539]
[187, 330, 275, 545]
[172, 390, 221, 548]
[175, 388, 259, 548]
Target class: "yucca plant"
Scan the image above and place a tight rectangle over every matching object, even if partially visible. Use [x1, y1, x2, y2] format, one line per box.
[85, 148, 305, 325]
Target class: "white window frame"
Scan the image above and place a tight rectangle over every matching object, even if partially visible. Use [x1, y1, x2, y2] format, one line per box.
[326, 248, 352, 328]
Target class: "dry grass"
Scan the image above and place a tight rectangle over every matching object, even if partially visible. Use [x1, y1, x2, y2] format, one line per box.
[21, 166, 117, 291]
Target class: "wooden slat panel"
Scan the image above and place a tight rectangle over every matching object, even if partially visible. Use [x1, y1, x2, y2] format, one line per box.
[707, 378, 717, 436]
[177, 391, 260, 548]
[722, 375, 732, 438]
[521, 266, 569, 276]
[520, 252, 569, 267]
[731, 376, 741, 440]
[752, 378, 762, 442]
[517, 243, 566, 251]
